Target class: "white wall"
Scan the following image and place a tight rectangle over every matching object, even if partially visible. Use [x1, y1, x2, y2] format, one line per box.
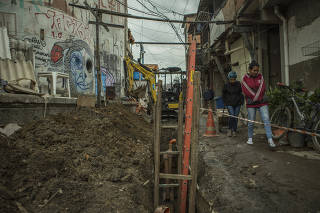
[288, 16, 320, 65]
[230, 37, 251, 81]
[0, 0, 126, 97]
[209, 10, 225, 47]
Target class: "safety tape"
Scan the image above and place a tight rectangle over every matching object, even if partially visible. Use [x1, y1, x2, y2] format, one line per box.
[200, 108, 320, 138]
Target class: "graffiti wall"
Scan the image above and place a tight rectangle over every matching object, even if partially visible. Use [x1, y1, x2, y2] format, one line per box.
[0, 0, 126, 97]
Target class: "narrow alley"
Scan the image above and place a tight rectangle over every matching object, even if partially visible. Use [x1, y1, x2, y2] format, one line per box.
[0, 0, 320, 213]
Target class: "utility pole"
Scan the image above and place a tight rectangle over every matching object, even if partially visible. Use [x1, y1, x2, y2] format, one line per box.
[140, 44, 145, 64]
[82, 2, 109, 107]
[96, 11, 102, 107]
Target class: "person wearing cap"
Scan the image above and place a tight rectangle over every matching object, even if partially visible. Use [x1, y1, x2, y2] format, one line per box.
[222, 71, 244, 137]
[241, 60, 276, 149]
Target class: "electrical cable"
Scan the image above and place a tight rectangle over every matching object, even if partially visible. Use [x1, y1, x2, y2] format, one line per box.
[128, 22, 177, 34]
[146, 0, 184, 16]
[113, 0, 162, 17]
[144, 0, 184, 43]
[183, 0, 190, 14]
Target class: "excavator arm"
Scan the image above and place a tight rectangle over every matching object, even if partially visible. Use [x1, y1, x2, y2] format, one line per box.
[124, 56, 157, 102]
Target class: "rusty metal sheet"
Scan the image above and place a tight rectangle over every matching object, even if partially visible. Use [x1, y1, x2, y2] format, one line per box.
[144, 64, 159, 71]
[0, 27, 11, 59]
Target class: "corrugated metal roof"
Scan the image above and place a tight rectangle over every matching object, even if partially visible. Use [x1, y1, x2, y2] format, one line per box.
[0, 27, 11, 59]
[0, 59, 38, 92]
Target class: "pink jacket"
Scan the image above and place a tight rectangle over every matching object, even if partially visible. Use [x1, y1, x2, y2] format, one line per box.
[241, 73, 267, 108]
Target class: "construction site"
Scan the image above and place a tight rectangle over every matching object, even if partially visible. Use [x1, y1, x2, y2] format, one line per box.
[1, 0, 320, 213]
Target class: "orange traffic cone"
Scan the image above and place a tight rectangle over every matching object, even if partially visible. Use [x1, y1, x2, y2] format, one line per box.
[203, 108, 218, 137]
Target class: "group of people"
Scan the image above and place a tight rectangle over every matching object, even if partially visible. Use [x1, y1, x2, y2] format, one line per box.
[222, 60, 276, 149]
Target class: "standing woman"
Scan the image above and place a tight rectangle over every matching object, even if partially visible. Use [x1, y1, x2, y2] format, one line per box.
[241, 60, 276, 148]
[222, 71, 244, 137]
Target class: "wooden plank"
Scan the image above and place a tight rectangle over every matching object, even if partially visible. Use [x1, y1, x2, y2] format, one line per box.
[161, 125, 178, 129]
[159, 184, 180, 188]
[154, 81, 162, 209]
[160, 151, 180, 155]
[159, 173, 192, 180]
[188, 72, 201, 213]
[177, 91, 184, 212]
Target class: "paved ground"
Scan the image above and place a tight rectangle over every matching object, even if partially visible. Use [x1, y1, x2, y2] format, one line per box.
[197, 114, 320, 213]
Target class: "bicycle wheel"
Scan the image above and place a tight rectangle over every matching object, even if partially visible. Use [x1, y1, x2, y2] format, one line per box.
[270, 106, 292, 140]
[312, 119, 320, 153]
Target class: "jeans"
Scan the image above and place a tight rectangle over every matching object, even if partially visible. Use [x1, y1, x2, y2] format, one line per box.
[226, 105, 241, 132]
[247, 105, 272, 139]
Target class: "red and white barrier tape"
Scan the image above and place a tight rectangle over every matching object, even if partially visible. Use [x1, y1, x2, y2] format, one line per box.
[200, 108, 320, 138]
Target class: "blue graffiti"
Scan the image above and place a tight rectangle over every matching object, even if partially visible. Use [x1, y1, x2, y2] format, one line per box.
[50, 39, 94, 95]
[70, 51, 90, 91]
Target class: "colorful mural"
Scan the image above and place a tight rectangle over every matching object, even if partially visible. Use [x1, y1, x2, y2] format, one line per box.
[49, 39, 94, 93]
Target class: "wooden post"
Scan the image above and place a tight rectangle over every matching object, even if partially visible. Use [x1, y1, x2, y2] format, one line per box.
[96, 12, 102, 107]
[154, 80, 162, 209]
[188, 72, 201, 213]
[177, 91, 184, 211]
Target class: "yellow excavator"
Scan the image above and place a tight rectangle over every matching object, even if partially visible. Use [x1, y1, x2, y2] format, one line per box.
[124, 56, 156, 112]
[124, 56, 180, 118]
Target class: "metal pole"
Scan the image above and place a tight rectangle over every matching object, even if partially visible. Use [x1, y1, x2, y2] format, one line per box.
[179, 39, 196, 213]
[164, 73, 167, 91]
[134, 42, 192, 45]
[96, 12, 102, 107]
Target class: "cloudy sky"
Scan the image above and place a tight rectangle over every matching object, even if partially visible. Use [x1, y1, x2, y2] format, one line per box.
[128, 0, 200, 72]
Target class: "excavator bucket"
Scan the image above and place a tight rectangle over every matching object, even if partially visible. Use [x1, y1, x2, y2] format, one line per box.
[130, 85, 147, 99]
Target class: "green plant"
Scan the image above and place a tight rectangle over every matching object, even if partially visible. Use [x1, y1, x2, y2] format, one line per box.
[267, 81, 320, 120]
[266, 87, 291, 113]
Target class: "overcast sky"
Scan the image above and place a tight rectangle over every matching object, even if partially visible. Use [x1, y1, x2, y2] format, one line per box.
[128, 0, 200, 72]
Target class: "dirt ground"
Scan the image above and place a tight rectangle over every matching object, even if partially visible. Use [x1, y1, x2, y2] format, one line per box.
[198, 125, 320, 213]
[0, 104, 154, 213]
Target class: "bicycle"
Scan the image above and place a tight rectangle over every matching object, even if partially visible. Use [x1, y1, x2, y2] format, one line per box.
[270, 82, 320, 152]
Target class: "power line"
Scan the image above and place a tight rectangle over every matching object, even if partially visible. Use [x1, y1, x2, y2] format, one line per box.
[134, 42, 190, 45]
[144, 0, 184, 43]
[69, 4, 233, 24]
[135, 0, 183, 43]
[146, 0, 184, 16]
[183, 0, 190, 14]
[113, 0, 162, 17]
[128, 22, 178, 34]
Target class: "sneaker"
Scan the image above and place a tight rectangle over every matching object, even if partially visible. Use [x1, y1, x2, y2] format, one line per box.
[247, 138, 253, 145]
[232, 131, 237, 137]
[268, 138, 276, 148]
[227, 130, 232, 137]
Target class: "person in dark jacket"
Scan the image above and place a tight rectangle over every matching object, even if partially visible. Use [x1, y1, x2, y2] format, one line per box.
[222, 71, 244, 137]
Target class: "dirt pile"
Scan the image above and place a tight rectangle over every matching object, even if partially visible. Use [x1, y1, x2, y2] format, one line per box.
[0, 104, 154, 213]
